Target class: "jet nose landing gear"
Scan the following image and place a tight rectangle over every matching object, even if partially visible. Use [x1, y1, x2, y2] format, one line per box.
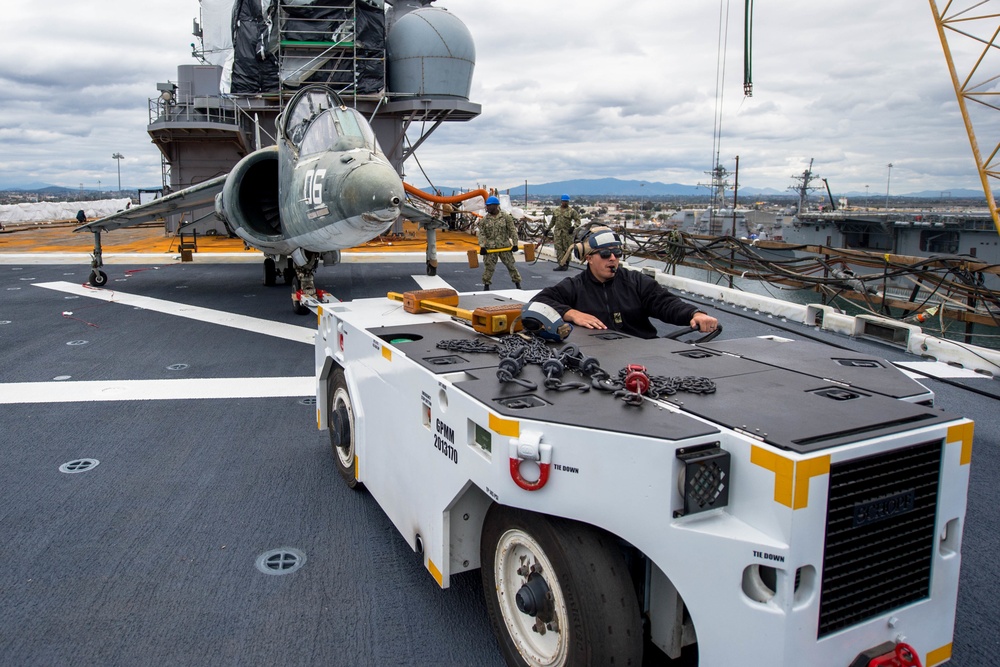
[291, 250, 321, 315]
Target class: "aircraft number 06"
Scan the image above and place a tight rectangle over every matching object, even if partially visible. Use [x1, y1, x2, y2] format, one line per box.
[303, 169, 327, 207]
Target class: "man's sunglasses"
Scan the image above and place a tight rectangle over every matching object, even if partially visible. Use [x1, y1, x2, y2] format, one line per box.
[592, 248, 623, 259]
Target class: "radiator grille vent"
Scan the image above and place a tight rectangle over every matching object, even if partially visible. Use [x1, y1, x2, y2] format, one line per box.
[818, 439, 942, 637]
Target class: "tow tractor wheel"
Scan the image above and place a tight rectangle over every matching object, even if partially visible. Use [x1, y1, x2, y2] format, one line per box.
[263, 258, 277, 286]
[328, 369, 361, 490]
[480, 506, 643, 667]
[88, 270, 108, 287]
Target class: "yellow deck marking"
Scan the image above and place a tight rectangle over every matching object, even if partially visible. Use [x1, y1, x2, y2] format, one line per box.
[381, 345, 392, 361]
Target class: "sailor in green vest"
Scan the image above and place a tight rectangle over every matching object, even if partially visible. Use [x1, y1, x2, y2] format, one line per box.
[477, 196, 522, 290]
[550, 194, 581, 271]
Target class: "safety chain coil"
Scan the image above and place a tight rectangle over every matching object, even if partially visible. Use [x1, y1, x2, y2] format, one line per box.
[436, 336, 716, 404]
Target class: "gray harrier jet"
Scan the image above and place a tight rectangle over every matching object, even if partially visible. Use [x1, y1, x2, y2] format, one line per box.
[75, 85, 405, 314]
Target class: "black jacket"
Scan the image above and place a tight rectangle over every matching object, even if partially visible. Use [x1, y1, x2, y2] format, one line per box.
[532, 266, 700, 339]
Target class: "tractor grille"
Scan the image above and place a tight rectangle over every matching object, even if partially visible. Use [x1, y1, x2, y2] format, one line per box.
[818, 439, 942, 637]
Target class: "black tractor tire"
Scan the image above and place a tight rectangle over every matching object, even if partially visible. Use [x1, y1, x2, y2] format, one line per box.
[327, 368, 361, 489]
[480, 505, 643, 666]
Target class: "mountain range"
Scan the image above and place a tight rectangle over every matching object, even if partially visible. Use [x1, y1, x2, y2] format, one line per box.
[1, 178, 985, 200]
[435, 178, 986, 200]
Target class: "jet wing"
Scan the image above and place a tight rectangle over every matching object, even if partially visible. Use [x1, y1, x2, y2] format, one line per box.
[74, 174, 228, 234]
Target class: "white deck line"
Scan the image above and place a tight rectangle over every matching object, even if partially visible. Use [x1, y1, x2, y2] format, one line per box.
[0, 377, 314, 404]
[34, 281, 317, 344]
[412, 274, 454, 290]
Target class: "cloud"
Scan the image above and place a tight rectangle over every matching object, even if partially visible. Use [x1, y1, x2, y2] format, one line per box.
[0, 0, 992, 197]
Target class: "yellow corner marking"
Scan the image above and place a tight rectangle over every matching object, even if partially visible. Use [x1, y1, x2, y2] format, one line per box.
[751, 447, 831, 510]
[793, 455, 831, 510]
[427, 558, 443, 587]
[926, 643, 951, 666]
[948, 422, 974, 466]
[751, 446, 794, 508]
[316, 408, 321, 431]
[381, 345, 392, 362]
[490, 414, 519, 438]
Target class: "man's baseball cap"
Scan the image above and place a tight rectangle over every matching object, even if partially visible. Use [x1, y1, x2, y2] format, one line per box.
[583, 226, 623, 254]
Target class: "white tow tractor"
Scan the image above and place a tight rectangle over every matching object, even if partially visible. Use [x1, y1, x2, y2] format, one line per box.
[311, 288, 972, 667]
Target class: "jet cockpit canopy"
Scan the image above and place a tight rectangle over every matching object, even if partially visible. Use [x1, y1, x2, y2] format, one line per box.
[280, 85, 378, 156]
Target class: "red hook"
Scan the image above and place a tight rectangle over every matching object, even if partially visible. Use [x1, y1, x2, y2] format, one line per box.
[508, 437, 552, 491]
[868, 643, 923, 667]
[509, 458, 551, 491]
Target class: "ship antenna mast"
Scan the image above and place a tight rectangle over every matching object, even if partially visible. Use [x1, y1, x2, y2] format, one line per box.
[789, 158, 821, 215]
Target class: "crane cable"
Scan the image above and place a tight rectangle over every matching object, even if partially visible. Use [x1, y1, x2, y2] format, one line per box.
[711, 0, 731, 210]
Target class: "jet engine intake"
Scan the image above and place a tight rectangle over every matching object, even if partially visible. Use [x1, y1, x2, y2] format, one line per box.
[217, 147, 282, 242]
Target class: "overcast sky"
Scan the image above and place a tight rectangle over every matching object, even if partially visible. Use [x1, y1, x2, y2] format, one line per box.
[1, 0, 996, 196]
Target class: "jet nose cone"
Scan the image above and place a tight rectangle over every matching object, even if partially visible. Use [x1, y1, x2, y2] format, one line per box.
[340, 161, 404, 228]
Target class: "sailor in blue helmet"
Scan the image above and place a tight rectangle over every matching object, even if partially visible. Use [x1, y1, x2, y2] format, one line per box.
[477, 195, 522, 290]
[531, 226, 718, 339]
[548, 194, 581, 271]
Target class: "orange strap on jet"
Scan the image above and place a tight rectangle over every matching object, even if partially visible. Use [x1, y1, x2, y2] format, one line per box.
[403, 183, 491, 207]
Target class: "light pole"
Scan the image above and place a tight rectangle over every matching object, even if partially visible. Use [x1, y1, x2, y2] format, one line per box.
[112, 152, 124, 191]
[865, 184, 870, 209]
[638, 182, 645, 226]
[884, 163, 893, 210]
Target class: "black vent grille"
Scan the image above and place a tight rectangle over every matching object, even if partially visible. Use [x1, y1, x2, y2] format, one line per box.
[818, 440, 942, 637]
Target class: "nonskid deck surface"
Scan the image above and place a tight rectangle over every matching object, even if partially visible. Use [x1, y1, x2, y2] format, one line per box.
[1, 253, 997, 666]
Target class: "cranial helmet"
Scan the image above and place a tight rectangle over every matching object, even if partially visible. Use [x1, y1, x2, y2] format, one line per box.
[560, 194, 570, 201]
[485, 196, 500, 205]
[520, 301, 572, 342]
[573, 225, 622, 259]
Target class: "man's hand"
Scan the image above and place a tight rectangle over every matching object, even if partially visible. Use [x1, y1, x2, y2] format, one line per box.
[564, 308, 607, 330]
[479, 248, 487, 257]
[690, 311, 719, 333]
